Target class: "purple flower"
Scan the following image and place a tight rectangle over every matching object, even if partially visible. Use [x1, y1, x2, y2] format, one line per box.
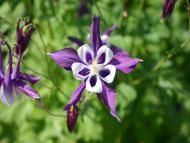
[161, 0, 176, 21]
[77, 1, 90, 17]
[49, 16, 142, 121]
[0, 21, 39, 105]
[66, 105, 78, 132]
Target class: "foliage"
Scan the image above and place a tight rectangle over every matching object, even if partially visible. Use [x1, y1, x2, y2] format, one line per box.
[0, 0, 190, 143]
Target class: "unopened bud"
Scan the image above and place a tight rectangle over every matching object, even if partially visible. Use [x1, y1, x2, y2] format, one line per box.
[160, 0, 176, 22]
[66, 105, 78, 133]
[16, 19, 34, 55]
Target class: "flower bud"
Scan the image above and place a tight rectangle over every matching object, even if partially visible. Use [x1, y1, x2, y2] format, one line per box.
[77, 2, 90, 17]
[16, 19, 34, 55]
[160, 0, 176, 22]
[66, 105, 78, 132]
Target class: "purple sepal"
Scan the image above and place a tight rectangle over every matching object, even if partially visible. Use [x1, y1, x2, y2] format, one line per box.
[4, 43, 13, 95]
[97, 82, 120, 121]
[110, 45, 129, 55]
[0, 41, 4, 77]
[68, 36, 84, 46]
[19, 73, 40, 84]
[64, 81, 86, 110]
[90, 16, 102, 55]
[0, 78, 3, 85]
[161, 0, 176, 20]
[12, 51, 21, 79]
[14, 80, 40, 99]
[102, 23, 117, 36]
[110, 52, 142, 74]
[48, 48, 82, 70]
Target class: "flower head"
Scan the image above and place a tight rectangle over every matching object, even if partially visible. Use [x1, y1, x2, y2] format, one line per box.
[49, 16, 142, 121]
[160, 0, 176, 21]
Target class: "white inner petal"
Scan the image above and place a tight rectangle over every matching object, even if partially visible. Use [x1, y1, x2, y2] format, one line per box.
[78, 44, 94, 64]
[99, 64, 116, 83]
[96, 45, 113, 65]
[0, 86, 5, 103]
[71, 43, 116, 94]
[71, 63, 90, 80]
[0, 84, 13, 105]
[101, 34, 109, 46]
[86, 75, 102, 93]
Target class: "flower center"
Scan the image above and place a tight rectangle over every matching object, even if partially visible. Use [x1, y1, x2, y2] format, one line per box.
[89, 60, 103, 74]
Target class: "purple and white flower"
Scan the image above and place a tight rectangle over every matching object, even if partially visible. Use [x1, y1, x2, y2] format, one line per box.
[49, 16, 142, 121]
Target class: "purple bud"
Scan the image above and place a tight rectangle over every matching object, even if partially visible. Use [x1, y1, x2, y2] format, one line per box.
[16, 19, 34, 55]
[161, 0, 176, 21]
[66, 105, 78, 133]
[77, 2, 90, 17]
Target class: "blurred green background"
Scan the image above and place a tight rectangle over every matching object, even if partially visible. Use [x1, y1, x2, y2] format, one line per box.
[0, 0, 190, 143]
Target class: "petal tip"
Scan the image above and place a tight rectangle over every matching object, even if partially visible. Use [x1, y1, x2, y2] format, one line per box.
[34, 95, 40, 99]
[64, 104, 69, 110]
[47, 52, 52, 56]
[93, 15, 100, 20]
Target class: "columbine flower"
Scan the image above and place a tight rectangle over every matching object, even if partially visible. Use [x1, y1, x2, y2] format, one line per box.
[0, 20, 40, 105]
[160, 0, 176, 21]
[0, 40, 40, 105]
[49, 16, 142, 121]
[66, 105, 78, 132]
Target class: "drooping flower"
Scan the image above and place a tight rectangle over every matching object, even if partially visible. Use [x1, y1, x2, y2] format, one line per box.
[66, 105, 78, 132]
[0, 41, 14, 104]
[0, 19, 40, 105]
[160, 0, 176, 21]
[49, 16, 142, 121]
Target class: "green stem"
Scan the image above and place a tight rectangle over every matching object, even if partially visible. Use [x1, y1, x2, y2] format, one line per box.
[36, 99, 66, 118]
[34, 25, 68, 98]
[93, 0, 108, 26]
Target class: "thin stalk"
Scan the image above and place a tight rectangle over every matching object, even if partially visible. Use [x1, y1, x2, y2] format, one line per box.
[34, 25, 68, 98]
[93, 0, 108, 26]
[36, 99, 66, 118]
